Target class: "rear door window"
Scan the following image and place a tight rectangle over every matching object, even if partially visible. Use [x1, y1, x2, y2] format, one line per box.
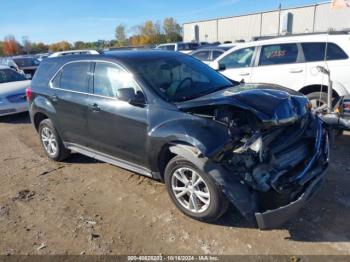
[58, 62, 91, 93]
[302, 42, 349, 62]
[259, 43, 298, 66]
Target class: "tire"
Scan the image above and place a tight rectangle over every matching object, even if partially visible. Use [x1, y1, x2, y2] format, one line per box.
[306, 92, 329, 109]
[38, 119, 70, 161]
[164, 156, 229, 222]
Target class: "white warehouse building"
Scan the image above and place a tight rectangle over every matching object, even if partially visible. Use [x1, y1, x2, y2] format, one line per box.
[183, 1, 350, 43]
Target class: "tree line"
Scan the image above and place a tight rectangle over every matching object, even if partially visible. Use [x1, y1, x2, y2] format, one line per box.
[0, 17, 182, 56]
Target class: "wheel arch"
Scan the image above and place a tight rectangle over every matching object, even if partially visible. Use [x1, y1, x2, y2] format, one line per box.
[156, 141, 200, 182]
[163, 143, 258, 223]
[299, 84, 340, 98]
[33, 112, 49, 131]
[30, 95, 59, 132]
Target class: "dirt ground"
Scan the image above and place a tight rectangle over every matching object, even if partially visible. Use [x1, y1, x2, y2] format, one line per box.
[0, 112, 349, 255]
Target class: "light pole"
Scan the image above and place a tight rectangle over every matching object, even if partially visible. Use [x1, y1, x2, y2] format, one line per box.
[277, 2, 282, 36]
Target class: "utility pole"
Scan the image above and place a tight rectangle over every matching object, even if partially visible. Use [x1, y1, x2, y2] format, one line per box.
[277, 2, 282, 36]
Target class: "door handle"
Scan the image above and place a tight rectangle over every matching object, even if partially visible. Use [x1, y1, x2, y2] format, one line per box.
[289, 69, 303, 73]
[239, 72, 250, 76]
[90, 103, 101, 112]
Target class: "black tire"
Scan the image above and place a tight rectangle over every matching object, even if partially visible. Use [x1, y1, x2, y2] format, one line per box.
[306, 92, 329, 109]
[164, 156, 229, 222]
[38, 119, 70, 161]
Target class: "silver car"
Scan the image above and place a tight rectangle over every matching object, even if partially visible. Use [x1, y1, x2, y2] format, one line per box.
[0, 66, 30, 116]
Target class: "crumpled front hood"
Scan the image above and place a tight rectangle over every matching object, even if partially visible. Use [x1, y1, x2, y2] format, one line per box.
[177, 83, 310, 125]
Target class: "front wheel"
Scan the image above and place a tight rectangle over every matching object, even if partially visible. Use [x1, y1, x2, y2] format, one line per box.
[164, 156, 229, 222]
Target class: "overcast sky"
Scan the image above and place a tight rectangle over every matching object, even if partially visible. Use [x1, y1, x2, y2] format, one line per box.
[0, 0, 320, 44]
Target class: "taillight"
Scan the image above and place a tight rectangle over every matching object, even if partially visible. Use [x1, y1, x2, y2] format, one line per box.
[25, 87, 31, 101]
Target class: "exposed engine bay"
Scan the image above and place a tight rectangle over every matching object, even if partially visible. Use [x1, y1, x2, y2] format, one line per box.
[186, 105, 329, 210]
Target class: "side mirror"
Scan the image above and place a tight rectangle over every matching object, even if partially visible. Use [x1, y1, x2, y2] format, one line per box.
[210, 61, 219, 70]
[116, 88, 146, 107]
[218, 63, 226, 71]
[209, 61, 226, 71]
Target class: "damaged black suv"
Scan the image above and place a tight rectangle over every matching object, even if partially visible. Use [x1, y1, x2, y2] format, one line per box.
[28, 51, 329, 229]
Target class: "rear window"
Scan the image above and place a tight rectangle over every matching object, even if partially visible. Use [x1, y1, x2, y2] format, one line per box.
[302, 42, 349, 62]
[157, 45, 175, 51]
[0, 69, 26, 83]
[54, 62, 91, 93]
[259, 43, 298, 66]
[192, 51, 210, 61]
[178, 43, 199, 51]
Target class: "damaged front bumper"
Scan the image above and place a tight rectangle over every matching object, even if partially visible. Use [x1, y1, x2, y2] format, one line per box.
[169, 115, 329, 230]
[255, 116, 329, 229]
[255, 170, 326, 229]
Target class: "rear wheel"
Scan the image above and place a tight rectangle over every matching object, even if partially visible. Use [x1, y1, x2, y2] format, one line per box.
[307, 92, 328, 110]
[164, 156, 229, 222]
[39, 119, 70, 161]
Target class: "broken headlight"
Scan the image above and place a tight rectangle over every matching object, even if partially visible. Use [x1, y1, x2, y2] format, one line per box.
[233, 134, 262, 154]
[249, 136, 262, 153]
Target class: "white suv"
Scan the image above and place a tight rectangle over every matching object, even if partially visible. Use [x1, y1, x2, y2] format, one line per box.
[210, 33, 350, 106]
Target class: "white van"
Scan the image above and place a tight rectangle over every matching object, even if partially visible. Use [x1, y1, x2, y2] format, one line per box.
[210, 33, 350, 106]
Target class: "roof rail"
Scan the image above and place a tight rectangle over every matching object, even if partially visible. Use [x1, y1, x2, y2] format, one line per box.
[252, 30, 350, 41]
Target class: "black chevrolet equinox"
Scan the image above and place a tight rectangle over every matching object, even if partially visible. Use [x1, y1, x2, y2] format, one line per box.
[28, 51, 329, 229]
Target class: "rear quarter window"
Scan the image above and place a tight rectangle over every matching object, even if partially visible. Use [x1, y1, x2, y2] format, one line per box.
[302, 42, 349, 62]
[57, 62, 91, 93]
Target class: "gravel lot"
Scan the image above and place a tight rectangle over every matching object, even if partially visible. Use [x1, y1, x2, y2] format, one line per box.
[0, 112, 349, 255]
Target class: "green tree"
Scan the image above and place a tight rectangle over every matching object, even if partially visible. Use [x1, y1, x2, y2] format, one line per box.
[115, 24, 127, 47]
[74, 41, 85, 49]
[32, 42, 49, 53]
[0, 41, 4, 56]
[22, 36, 31, 54]
[163, 17, 182, 42]
[49, 41, 72, 52]
[139, 20, 158, 45]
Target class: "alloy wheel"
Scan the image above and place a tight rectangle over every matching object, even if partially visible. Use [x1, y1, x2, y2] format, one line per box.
[309, 98, 326, 111]
[41, 127, 58, 156]
[171, 167, 211, 213]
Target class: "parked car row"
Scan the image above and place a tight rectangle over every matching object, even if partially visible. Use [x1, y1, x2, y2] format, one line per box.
[0, 56, 40, 79]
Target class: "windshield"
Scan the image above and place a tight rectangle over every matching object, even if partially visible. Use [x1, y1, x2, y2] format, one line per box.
[13, 58, 40, 67]
[0, 69, 26, 84]
[128, 55, 234, 102]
